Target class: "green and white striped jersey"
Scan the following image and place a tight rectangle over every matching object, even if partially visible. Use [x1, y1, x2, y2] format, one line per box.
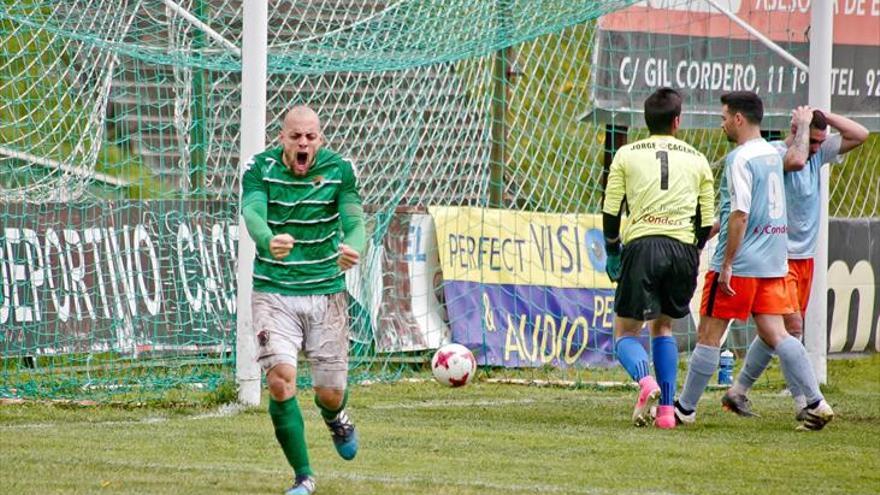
[241, 147, 366, 295]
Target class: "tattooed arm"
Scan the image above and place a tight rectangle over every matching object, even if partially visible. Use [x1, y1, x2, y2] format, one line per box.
[783, 105, 813, 172]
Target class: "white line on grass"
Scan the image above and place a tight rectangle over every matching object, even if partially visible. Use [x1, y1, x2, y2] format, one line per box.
[189, 402, 250, 419]
[0, 404, 249, 430]
[368, 397, 539, 409]
[326, 470, 686, 495]
[0, 416, 169, 430]
[367, 396, 622, 410]
[0, 395, 627, 429]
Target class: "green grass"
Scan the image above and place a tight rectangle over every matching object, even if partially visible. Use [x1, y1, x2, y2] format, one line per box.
[2, 355, 878, 495]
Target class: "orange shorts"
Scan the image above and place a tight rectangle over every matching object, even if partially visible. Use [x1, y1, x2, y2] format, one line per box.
[700, 271, 793, 321]
[786, 258, 814, 315]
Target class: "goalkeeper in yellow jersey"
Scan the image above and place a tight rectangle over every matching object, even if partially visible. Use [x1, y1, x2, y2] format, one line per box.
[241, 106, 366, 495]
[602, 87, 715, 429]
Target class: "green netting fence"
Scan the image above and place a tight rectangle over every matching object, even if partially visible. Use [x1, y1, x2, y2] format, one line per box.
[1, 0, 876, 401]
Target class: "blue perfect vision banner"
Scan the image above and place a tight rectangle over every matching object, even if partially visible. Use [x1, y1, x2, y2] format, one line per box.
[444, 281, 616, 367]
[430, 207, 620, 368]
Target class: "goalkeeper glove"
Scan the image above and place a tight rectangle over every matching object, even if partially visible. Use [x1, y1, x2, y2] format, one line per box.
[605, 242, 622, 282]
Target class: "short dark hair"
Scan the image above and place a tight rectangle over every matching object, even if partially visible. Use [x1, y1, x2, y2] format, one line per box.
[810, 109, 828, 130]
[644, 87, 682, 134]
[720, 91, 763, 125]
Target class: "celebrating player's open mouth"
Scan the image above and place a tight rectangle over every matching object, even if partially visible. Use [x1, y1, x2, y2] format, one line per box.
[292, 150, 311, 175]
[285, 148, 313, 176]
[279, 114, 323, 177]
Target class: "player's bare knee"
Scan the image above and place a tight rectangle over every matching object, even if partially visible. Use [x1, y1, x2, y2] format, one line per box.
[754, 314, 789, 348]
[649, 316, 674, 337]
[267, 365, 298, 401]
[315, 387, 344, 410]
[268, 377, 296, 401]
[616, 328, 642, 339]
[614, 316, 645, 339]
[696, 317, 727, 347]
[696, 333, 722, 347]
[784, 313, 804, 339]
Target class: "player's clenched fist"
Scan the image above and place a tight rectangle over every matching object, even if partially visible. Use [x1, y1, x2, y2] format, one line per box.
[269, 233, 295, 260]
[337, 243, 359, 271]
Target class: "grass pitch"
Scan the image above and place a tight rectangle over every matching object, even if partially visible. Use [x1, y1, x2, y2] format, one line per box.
[2, 355, 878, 495]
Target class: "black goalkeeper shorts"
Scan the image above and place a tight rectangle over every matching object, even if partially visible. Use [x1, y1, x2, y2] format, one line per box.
[614, 235, 699, 321]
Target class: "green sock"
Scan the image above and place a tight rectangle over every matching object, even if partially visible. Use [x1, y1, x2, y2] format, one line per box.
[315, 388, 348, 421]
[269, 397, 313, 477]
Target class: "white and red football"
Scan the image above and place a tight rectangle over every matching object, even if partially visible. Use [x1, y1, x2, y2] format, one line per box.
[431, 343, 477, 387]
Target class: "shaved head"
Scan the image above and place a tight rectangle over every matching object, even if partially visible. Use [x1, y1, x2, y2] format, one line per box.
[283, 105, 321, 131]
[279, 105, 324, 176]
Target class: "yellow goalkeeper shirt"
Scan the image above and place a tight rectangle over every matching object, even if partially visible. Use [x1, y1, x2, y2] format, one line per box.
[602, 134, 715, 245]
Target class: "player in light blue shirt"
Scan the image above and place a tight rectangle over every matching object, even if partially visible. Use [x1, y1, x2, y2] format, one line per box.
[779, 108, 867, 262]
[709, 138, 788, 278]
[676, 91, 834, 431]
[726, 107, 868, 422]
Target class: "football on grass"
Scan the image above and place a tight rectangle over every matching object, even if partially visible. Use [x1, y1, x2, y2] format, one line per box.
[431, 343, 476, 387]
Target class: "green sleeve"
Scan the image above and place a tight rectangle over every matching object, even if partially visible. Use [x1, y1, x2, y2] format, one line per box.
[339, 162, 366, 254]
[241, 156, 273, 254]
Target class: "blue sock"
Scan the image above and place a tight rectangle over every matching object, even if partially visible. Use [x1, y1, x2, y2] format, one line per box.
[615, 336, 650, 382]
[678, 344, 720, 412]
[652, 336, 678, 406]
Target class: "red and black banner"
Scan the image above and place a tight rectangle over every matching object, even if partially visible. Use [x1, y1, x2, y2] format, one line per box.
[592, 1, 880, 130]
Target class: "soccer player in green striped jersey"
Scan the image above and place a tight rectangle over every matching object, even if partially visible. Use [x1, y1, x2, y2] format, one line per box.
[241, 106, 366, 495]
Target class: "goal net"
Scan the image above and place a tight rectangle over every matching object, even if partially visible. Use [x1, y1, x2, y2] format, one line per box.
[1, 0, 875, 401]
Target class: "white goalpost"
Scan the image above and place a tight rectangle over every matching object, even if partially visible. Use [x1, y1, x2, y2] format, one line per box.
[236, 0, 266, 406]
[805, 1, 833, 384]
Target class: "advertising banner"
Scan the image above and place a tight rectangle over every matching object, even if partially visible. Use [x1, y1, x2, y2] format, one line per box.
[592, 1, 880, 130]
[0, 201, 238, 356]
[827, 218, 879, 353]
[430, 207, 617, 367]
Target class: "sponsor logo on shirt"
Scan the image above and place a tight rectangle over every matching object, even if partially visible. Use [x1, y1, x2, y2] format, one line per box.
[634, 214, 685, 226]
[752, 224, 787, 235]
[632, 205, 691, 226]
